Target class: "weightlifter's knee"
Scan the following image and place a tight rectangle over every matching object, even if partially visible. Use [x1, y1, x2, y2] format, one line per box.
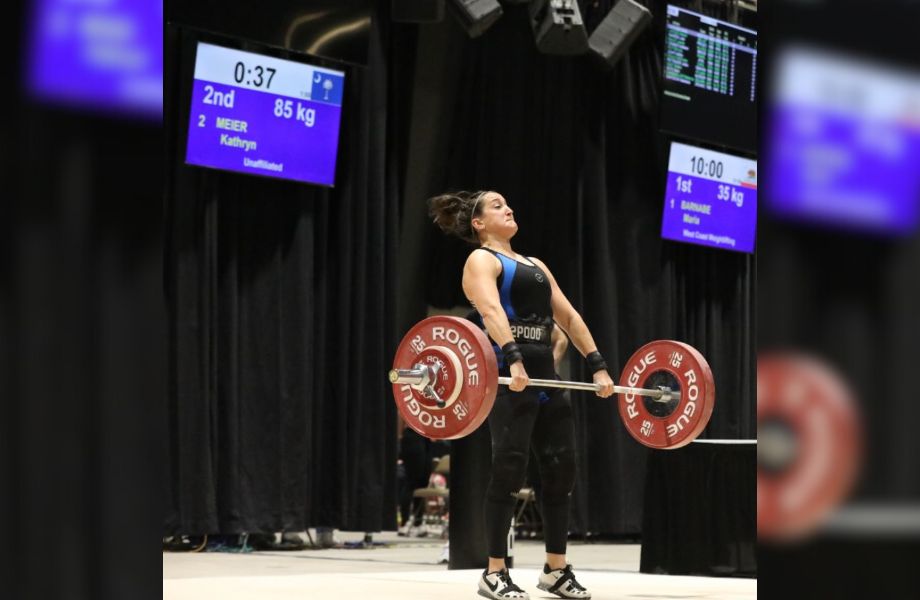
[487, 449, 529, 501]
[538, 446, 577, 503]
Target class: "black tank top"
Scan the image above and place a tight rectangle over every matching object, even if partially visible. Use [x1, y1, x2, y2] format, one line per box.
[468, 248, 555, 377]
[477, 247, 553, 327]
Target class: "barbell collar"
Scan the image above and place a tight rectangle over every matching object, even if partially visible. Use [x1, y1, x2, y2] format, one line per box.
[388, 366, 447, 407]
[389, 367, 427, 388]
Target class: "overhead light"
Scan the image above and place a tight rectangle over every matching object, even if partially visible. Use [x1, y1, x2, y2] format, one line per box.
[587, 0, 652, 69]
[529, 0, 589, 55]
[448, 0, 503, 37]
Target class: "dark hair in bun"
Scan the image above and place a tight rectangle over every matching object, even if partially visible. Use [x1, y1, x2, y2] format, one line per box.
[427, 190, 490, 245]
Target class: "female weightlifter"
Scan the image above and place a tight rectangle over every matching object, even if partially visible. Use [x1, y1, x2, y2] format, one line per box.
[429, 190, 614, 600]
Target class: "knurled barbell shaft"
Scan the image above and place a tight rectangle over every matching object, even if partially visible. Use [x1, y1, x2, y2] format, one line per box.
[498, 376, 679, 401]
[388, 368, 679, 402]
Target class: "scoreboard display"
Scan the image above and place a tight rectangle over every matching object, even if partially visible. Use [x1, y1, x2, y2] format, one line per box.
[661, 142, 758, 253]
[185, 42, 345, 187]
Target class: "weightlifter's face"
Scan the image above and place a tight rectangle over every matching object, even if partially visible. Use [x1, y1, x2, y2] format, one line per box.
[474, 192, 517, 238]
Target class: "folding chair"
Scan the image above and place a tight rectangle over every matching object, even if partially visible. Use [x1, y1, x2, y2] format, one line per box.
[410, 454, 450, 538]
[513, 487, 543, 538]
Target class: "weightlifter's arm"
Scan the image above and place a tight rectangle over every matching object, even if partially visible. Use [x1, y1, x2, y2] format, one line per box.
[530, 257, 614, 397]
[550, 323, 569, 370]
[462, 250, 530, 391]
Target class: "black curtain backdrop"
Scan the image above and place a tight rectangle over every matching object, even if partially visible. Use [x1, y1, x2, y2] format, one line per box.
[5, 112, 164, 598]
[411, 1, 756, 535]
[641, 443, 756, 575]
[164, 12, 403, 534]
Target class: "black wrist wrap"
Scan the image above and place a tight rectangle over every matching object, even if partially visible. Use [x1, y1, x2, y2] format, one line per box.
[586, 351, 608, 374]
[501, 342, 524, 366]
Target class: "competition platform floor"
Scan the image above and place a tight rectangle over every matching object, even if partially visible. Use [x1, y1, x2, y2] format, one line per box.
[164, 530, 756, 599]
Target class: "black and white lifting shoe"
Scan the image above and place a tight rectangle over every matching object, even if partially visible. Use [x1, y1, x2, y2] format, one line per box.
[536, 564, 591, 599]
[478, 568, 530, 600]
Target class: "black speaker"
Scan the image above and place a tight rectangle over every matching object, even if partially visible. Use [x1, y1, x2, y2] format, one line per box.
[528, 0, 589, 56]
[588, 0, 652, 69]
[392, 0, 446, 23]
[447, 0, 503, 37]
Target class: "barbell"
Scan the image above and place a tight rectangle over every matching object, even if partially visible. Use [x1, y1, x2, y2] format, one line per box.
[389, 316, 716, 449]
[390, 367, 681, 402]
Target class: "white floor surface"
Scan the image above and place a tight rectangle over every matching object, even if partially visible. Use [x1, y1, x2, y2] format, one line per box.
[163, 531, 756, 600]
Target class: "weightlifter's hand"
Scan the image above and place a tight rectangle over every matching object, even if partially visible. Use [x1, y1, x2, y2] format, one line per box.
[593, 369, 615, 398]
[509, 361, 530, 392]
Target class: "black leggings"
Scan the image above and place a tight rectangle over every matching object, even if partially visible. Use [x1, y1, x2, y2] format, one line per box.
[484, 351, 577, 557]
